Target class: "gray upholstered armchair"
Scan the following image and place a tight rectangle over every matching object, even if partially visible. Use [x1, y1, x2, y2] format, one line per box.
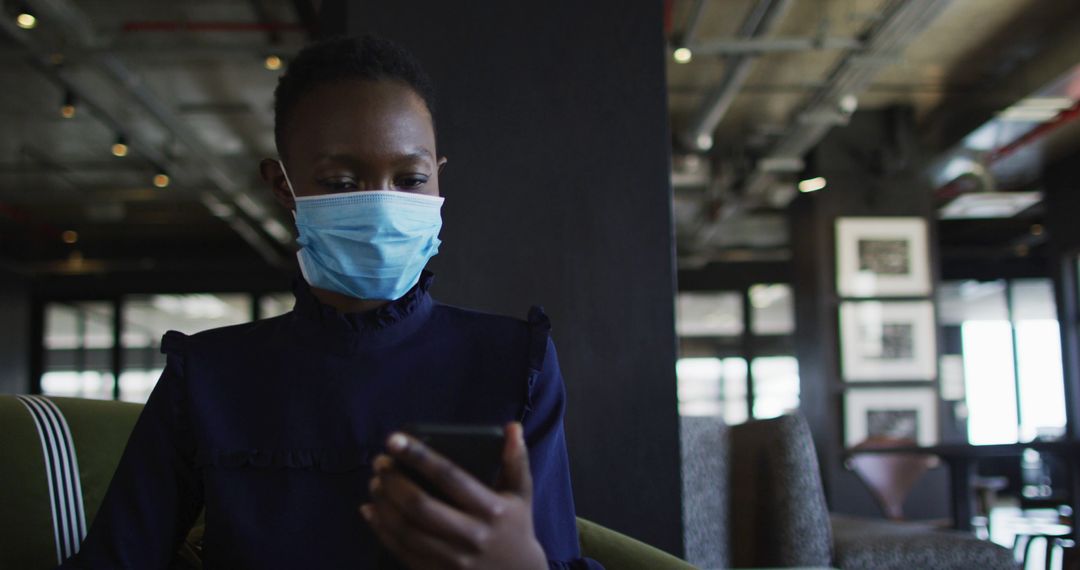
[682, 414, 1016, 569]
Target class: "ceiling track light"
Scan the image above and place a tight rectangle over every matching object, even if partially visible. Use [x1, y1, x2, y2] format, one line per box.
[111, 134, 129, 157]
[798, 176, 827, 193]
[61, 90, 76, 118]
[15, 6, 36, 29]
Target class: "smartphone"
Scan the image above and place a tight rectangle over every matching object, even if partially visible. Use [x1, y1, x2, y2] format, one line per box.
[399, 423, 505, 501]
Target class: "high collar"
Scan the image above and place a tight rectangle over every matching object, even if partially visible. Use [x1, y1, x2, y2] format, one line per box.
[290, 271, 436, 352]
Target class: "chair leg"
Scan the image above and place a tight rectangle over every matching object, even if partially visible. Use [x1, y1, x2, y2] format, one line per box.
[1022, 535, 1041, 570]
[1017, 535, 1031, 565]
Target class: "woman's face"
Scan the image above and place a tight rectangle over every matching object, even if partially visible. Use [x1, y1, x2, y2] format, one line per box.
[261, 78, 445, 209]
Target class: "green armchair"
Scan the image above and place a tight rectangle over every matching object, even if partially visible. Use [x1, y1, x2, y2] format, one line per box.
[0, 394, 694, 570]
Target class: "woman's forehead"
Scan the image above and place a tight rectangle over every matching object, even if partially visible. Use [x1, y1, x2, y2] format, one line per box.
[284, 79, 435, 163]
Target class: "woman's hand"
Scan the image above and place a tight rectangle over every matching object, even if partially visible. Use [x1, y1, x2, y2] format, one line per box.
[360, 422, 548, 570]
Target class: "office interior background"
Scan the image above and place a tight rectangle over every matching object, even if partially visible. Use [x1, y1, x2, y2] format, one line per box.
[3, 0, 1080, 568]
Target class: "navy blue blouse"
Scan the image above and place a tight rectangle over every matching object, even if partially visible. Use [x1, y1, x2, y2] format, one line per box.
[60, 273, 601, 569]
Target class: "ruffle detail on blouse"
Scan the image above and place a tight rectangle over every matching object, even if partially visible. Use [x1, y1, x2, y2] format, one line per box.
[292, 271, 435, 334]
[523, 306, 552, 418]
[160, 330, 190, 375]
[157, 330, 199, 461]
[194, 447, 372, 473]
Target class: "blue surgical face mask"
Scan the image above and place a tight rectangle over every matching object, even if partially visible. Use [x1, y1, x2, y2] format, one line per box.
[279, 160, 444, 301]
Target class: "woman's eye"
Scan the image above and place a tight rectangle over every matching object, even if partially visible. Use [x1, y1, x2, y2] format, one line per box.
[395, 175, 429, 190]
[318, 178, 357, 191]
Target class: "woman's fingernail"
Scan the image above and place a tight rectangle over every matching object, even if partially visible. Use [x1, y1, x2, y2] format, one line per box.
[369, 477, 381, 494]
[360, 504, 374, 521]
[387, 433, 408, 452]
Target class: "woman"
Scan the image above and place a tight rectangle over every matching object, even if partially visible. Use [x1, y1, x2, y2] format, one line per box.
[61, 35, 600, 569]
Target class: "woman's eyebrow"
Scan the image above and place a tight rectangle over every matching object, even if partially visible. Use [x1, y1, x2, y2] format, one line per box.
[312, 149, 434, 164]
[397, 147, 436, 162]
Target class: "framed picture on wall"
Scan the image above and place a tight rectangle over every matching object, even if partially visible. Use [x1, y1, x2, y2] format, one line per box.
[844, 387, 938, 447]
[836, 217, 931, 297]
[840, 300, 937, 381]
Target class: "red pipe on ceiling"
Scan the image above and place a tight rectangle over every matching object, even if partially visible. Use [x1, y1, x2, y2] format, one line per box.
[935, 98, 1080, 200]
[0, 202, 63, 241]
[986, 100, 1080, 164]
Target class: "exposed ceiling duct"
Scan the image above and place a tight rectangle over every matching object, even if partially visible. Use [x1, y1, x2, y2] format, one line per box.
[679, 0, 795, 152]
[3, 0, 293, 266]
[741, 0, 954, 206]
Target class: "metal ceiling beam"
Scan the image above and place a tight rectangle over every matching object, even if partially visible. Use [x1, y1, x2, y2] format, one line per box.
[691, 36, 863, 56]
[744, 0, 954, 203]
[0, 43, 304, 65]
[681, 0, 795, 151]
[11, 0, 292, 266]
[678, 0, 708, 46]
[0, 187, 206, 204]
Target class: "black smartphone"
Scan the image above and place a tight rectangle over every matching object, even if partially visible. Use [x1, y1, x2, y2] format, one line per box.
[399, 423, 505, 501]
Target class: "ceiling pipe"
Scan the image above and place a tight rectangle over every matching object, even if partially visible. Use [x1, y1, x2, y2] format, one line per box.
[742, 0, 954, 204]
[681, 0, 795, 152]
[932, 98, 1080, 200]
[679, 0, 708, 46]
[120, 21, 306, 33]
[691, 36, 863, 56]
[987, 99, 1080, 164]
[18, 0, 291, 266]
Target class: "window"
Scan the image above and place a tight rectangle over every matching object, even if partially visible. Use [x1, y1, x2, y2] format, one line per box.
[751, 356, 800, 419]
[42, 302, 115, 400]
[675, 283, 799, 424]
[750, 284, 794, 335]
[939, 279, 1067, 445]
[676, 292, 743, 337]
[40, 294, 255, 403]
[259, 292, 295, 319]
[119, 294, 252, 402]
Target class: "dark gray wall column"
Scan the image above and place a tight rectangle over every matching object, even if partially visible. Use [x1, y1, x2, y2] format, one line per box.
[1044, 154, 1080, 443]
[339, 1, 684, 554]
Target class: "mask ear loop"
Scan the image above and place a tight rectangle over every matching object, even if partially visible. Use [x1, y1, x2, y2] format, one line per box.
[279, 159, 312, 282]
[278, 160, 298, 218]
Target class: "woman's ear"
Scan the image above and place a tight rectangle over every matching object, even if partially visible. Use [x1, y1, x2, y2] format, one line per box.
[260, 158, 295, 212]
[437, 156, 448, 175]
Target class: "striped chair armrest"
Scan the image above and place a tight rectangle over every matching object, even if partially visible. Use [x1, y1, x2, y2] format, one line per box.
[0, 395, 142, 569]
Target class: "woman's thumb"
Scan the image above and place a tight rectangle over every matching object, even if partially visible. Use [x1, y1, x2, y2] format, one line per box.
[499, 422, 533, 500]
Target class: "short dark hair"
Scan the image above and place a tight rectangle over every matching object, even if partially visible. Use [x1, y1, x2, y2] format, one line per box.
[272, 34, 436, 156]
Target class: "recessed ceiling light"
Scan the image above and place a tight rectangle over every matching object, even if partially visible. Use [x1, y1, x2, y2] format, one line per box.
[16, 12, 36, 30]
[939, 192, 1042, 219]
[61, 230, 78, 244]
[695, 133, 713, 151]
[673, 47, 693, 64]
[839, 94, 859, 114]
[798, 177, 827, 193]
[61, 90, 76, 118]
[111, 135, 128, 157]
[264, 55, 283, 71]
[153, 173, 170, 188]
